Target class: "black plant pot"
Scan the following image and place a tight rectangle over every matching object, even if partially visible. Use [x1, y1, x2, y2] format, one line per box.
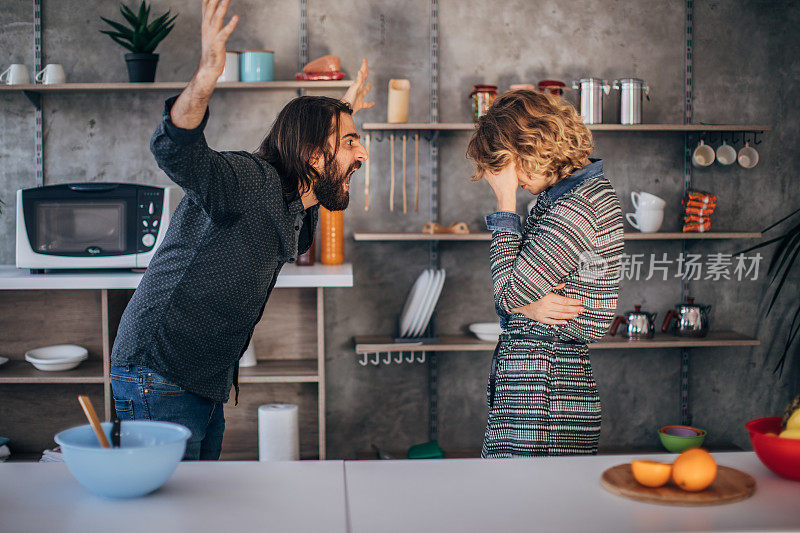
[124, 53, 159, 83]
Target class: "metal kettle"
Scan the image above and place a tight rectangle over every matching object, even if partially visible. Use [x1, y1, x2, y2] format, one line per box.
[610, 305, 657, 339]
[661, 297, 712, 337]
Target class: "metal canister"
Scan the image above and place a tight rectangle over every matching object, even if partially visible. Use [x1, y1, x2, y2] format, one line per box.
[470, 85, 498, 122]
[613, 78, 650, 124]
[572, 78, 610, 124]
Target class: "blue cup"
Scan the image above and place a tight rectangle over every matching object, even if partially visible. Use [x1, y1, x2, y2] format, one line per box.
[240, 50, 274, 82]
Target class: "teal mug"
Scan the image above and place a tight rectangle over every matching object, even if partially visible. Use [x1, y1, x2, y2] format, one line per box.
[240, 50, 274, 82]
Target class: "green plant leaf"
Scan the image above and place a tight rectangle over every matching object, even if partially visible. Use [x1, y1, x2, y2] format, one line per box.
[138, 1, 148, 26]
[100, 16, 134, 38]
[143, 22, 174, 52]
[119, 4, 140, 28]
[767, 238, 800, 314]
[100, 30, 133, 44]
[771, 227, 800, 278]
[147, 11, 170, 33]
[108, 34, 137, 52]
[766, 223, 800, 277]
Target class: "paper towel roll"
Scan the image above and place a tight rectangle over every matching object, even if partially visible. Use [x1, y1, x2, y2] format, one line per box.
[258, 404, 299, 461]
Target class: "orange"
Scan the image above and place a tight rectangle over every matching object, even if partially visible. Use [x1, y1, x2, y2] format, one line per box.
[631, 460, 672, 488]
[672, 448, 717, 492]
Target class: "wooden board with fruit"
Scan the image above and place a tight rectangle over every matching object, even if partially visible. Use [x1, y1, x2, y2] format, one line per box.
[600, 448, 757, 506]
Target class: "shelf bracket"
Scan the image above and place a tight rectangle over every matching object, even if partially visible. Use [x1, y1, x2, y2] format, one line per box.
[22, 90, 41, 109]
[679, 0, 694, 427]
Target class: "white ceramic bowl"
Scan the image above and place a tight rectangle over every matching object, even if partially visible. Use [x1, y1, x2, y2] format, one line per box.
[25, 344, 88, 371]
[469, 322, 503, 342]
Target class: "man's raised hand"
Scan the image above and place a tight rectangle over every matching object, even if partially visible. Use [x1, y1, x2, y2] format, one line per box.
[198, 0, 239, 83]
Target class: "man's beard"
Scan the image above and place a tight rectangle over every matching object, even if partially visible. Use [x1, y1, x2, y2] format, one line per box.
[313, 160, 361, 211]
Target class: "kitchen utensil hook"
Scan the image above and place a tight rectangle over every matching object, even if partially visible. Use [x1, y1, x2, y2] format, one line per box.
[394, 351, 404, 364]
[358, 353, 369, 366]
[752, 131, 762, 145]
[373, 131, 384, 143]
[416, 351, 426, 363]
[370, 353, 380, 365]
[382, 352, 392, 365]
[405, 351, 415, 363]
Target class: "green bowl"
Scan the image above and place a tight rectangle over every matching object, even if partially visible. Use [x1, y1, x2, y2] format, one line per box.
[659, 425, 706, 453]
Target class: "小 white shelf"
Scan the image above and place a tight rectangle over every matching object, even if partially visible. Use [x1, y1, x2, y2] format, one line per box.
[0, 263, 353, 290]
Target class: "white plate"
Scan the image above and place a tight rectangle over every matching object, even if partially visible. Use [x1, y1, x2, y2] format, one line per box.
[469, 322, 503, 342]
[399, 270, 433, 337]
[411, 269, 446, 338]
[407, 269, 438, 338]
[25, 344, 88, 371]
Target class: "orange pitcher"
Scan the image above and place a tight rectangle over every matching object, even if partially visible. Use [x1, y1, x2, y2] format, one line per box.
[320, 207, 344, 265]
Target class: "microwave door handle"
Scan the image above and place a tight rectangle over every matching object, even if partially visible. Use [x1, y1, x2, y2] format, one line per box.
[68, 183, 119, 192]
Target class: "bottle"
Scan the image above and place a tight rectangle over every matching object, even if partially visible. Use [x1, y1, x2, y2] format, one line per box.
[296, 235, 316, 266]
[320, 207, 344, 265]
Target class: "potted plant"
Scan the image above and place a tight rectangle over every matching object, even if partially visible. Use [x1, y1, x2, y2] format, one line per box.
[736, 206, 800, 376]
[100, 1, 178, 83]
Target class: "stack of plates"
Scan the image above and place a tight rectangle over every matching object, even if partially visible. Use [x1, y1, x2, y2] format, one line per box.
[398, 269, 446, 339]
[25, 344, 88, 371]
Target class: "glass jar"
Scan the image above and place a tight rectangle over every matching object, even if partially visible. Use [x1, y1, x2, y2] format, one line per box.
[296, 235, 315, 265]
[320, 207, 344, 265]
[470, 84, 498, 122]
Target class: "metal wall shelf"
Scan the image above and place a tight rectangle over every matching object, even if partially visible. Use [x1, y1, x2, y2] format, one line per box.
[353, 232, 762, 242]
[1, 80, 352, 94]
[354, 331, 760, 354]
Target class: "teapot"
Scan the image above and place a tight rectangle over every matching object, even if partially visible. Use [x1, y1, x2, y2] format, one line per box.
[610, 305, 657, 339]
[661, 297, 712, 337]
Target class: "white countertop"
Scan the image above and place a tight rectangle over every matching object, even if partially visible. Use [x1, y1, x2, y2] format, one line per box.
[1, 452, 798, 533]
[0, 263, 353, 290]
[345, 451, 800, 533]
[0, 461, 349, 533]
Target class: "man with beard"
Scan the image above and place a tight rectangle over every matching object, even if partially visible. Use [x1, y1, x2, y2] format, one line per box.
[109, 0, 372, 460]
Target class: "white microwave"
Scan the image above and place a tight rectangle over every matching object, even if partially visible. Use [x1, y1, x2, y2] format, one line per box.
[16, 183, 181, 271]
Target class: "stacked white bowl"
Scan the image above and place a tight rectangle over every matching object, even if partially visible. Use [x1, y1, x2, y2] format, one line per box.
[25, 344, 88, 371]
[626, 191, 666, 233]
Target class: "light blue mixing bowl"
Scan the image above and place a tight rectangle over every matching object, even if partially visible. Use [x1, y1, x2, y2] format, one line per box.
[54, 420, 190, 498]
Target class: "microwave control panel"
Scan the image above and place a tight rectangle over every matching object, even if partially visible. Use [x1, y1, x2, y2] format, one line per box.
[137, 187, 165, 251]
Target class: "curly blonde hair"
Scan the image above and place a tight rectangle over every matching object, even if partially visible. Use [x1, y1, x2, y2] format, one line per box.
[466, 89, 593, 184]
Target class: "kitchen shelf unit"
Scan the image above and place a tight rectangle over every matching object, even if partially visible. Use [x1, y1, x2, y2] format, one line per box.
[351, 0, 768, 445]
[0, 264, 352, 460]
[353, 232, 763, 242]
[1, 80, 352, 102]
[354, 331, 760, 354]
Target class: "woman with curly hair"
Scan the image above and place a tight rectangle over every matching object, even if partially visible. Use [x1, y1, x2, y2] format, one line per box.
[466, 90, 623, 457]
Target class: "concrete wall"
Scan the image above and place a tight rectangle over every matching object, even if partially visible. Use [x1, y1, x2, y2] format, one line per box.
[1, 0, 797, 458]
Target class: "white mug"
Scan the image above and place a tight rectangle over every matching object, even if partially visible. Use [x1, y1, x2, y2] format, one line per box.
[218, 51, 240, 83]
[34, 63, 66, 85]
[631, 191, 666, 210]
[692, 140, 715, 168]
[0, 64, 31, 85]
[626, 209, 664, 233]
[715, 141, 737, 166]
[738, 142, 759, 169]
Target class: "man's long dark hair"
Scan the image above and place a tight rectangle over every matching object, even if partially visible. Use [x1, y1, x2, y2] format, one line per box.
[255, 96, 353, 200]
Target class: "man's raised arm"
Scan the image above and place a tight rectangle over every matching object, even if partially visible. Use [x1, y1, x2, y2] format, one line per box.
[170, 0, 238, 129]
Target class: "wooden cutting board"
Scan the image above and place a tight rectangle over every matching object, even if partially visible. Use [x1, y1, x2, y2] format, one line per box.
[600, 463, 756, 506]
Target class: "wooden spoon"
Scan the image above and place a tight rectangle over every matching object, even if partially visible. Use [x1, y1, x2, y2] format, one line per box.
[78, 395, 110, 448]
[389, 133, 395, 212]
[402, 133, 407, 214]
[414, 133, 419, 212]
[364, 134, 370, 211]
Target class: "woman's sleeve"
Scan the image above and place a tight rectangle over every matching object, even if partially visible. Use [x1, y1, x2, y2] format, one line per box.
[487, 197, 597, 312]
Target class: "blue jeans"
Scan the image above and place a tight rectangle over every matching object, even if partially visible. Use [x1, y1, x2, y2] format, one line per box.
[110, 365, 225, 460]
